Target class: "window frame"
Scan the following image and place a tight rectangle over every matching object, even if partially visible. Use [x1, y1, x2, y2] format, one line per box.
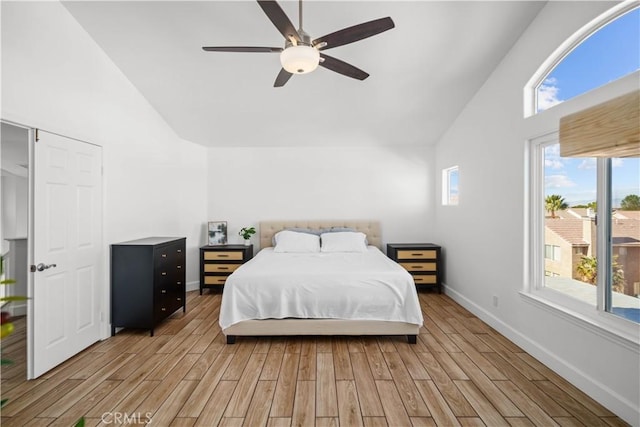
[527, 132, 638, 346]
[523, 2, 639, 347]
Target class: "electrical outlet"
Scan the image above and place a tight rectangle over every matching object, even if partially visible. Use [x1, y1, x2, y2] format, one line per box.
[492, 295, 499, 307]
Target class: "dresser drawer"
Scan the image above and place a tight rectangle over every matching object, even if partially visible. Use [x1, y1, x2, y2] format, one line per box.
[203, 251, 244, 261]
[400, 262, 437, 272]
[203, 263, 241, 273]
[204, 276, 227, 285]
[413, 275, 437, 284]
[397, 249, 437, 260]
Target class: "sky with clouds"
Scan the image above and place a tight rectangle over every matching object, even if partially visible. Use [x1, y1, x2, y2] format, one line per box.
[541, 7, 639, 207]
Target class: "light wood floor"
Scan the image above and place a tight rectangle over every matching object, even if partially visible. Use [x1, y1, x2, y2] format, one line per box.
[0, 291, 628, 427]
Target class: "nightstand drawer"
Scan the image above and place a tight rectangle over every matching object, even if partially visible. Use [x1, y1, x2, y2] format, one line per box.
[204, 276, 227, 285]
[203, 251, 244, 261]
[397, 249, 437, 259]
[204, 263, 241, 273]
[400, 262, 437, 272]
[413, 275, 437, 284]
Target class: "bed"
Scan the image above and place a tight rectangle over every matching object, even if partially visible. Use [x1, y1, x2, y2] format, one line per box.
[220, 220, 423, 344]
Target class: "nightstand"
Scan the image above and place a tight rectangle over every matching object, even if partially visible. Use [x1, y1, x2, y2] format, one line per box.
[200, 244, 253, 294]
[387, 243, 442, 293]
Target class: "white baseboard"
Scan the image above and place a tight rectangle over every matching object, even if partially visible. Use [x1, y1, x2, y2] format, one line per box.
[443, 284, 639, 426]
[186, 280, 199, 293]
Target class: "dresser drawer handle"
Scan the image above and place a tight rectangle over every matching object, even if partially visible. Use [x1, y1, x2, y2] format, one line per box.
[219, 267, 229, 270]
[411, 253, 422, 256]
[161, 289, 166, 294]
[161, 307, 166, 311]
[177, 265, 182, 269]
[177, 298, 182, 301]
[177, 281, 182, 285]
[177, 249, 182, 253]
[161, 272, 167, 276]
[161, 253, 167, 258]
[218, 254, 229, 257]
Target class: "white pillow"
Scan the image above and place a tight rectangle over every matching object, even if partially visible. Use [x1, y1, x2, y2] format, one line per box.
[274, 230, 321, 253]
[320, 232, 368, 253]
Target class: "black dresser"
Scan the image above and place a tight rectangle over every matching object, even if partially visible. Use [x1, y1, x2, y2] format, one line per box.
[111, 237, 186, 336]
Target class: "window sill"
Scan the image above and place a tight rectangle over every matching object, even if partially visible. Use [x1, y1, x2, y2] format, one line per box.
[520, 289, 640, 353]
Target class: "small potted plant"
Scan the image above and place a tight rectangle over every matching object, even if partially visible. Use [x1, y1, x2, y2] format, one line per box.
[238, 226, 256, 245]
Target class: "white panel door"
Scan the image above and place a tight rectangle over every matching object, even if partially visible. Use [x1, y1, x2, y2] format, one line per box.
[31, 130, 103, 378]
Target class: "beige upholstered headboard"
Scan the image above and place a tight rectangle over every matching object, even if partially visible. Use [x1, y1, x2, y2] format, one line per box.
[260, 220, 382, 249]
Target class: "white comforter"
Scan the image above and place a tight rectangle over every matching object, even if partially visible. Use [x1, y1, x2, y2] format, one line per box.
[219, 246, 424, 330]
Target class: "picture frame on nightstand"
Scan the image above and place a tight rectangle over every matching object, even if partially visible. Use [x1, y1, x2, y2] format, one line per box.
[207, 221, 228, 245]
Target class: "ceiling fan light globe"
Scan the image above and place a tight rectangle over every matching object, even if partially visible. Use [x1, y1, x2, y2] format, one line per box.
[280, 45, 320, 74]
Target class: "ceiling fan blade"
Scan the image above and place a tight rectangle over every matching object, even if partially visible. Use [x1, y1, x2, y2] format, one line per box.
[274, 68, 293, 87]
[202, 46, 283, 53]
[257, 0, 301, 44]
[313, 17, 394, 50]
[319, 54, 369, 81]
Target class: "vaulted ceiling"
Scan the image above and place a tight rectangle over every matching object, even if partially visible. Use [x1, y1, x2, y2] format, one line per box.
[62, 1, 545, 148]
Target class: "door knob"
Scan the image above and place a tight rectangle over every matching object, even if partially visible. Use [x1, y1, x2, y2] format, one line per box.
[34, 263, 57, 272]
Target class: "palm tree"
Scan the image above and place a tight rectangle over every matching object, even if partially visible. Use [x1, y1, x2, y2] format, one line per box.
[545, 194, 568, 218]
[576, 255, 626, 292]
[576, 255, 597, 284]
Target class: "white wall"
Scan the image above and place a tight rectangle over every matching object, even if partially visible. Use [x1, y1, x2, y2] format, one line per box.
[433, 1, 639, 424]
[1, 2, 208, 319]
[207, 145, 435, 250]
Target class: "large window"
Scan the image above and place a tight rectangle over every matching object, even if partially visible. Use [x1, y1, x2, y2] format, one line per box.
[533, 136, 640, 324]
[527, 3, 640, 332]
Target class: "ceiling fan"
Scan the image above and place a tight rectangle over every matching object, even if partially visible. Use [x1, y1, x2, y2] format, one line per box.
[202, 0, 395, 87]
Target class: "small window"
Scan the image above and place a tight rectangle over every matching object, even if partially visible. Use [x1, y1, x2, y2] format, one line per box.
[442, 166, 459, 206]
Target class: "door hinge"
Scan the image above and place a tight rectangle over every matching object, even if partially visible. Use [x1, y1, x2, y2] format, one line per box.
[35, 129, 40, 142]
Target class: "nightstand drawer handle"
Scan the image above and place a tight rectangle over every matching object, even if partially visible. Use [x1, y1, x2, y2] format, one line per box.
[218, 254, 229, 257]
[177, 297, 182, 301]
[161, 254, 167, 258]
[177, 265, 182, 269]
[161, 307, 166, 311]
[177, 249, 182, 253]
[161, 289, 166, 294]
[177, 281, 182, 285]
[161, 272, 167, 276]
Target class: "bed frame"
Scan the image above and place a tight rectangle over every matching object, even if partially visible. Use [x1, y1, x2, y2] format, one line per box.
[223, 220, 420, 344]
